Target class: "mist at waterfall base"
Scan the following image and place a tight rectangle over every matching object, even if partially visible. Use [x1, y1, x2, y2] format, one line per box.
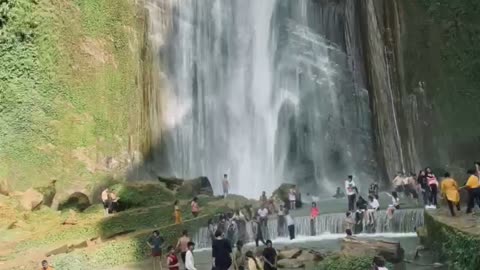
[148, 0, 377, 198]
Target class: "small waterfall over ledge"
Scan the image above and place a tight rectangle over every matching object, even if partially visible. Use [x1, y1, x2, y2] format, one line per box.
[192, 209, 423, 249]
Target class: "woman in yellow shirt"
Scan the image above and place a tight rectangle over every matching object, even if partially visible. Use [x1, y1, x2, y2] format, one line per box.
[464, 169, 480, 214]
[440, 172, 460, 216]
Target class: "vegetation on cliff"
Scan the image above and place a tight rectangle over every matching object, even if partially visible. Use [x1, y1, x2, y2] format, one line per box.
[0, 0, 141, 191]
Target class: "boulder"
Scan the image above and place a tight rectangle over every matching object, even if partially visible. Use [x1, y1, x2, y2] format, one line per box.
[278, 248, 302, 259]
[34, 180, 57, 207]
[177, 176, 213, 198]
[296, 250, 324, 262]
[277, 258, 305, 269]
[158, 176, 184, 191]
[341, 237, 404, 263]
[18, 188, 44, 211]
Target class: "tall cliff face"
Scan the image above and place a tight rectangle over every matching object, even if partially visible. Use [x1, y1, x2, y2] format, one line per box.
[0, 0, 147, 192]
[359, 0, 480, 179]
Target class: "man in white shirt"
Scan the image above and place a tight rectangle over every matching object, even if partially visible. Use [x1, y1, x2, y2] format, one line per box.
[285, 211, 295, 240]
[185, 241, 197, 270]
[257, 206, 269, 232]
[222, 174, 229, 199]
[345, 175, 357, 211]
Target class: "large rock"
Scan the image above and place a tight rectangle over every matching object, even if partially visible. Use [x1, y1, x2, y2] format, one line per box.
[277, 258, 305, 269]
[296, 250, 325, 262]
[341, 237, 404, 263]
[18, 188, 44, 211]
[278, 248, 302, 259]
[177, 176, 213, 198]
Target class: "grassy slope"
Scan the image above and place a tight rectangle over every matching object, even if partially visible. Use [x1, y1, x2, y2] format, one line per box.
[0, 0, 140, 191]
[402, 0, 480, 168]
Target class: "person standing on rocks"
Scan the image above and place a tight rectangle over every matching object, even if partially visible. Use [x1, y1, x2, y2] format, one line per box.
[262, 240, 278, 270]
[426, 168, 439, 208]
[285, 210, 295, 240]
[101, 187, 109, 216]
[417, 170, 429, 206]
[147, 230, 164, 270]
[277, 204, 286, 237]
[246, 250, 263, 270]
[288, 189, 296, 210]
[176, 230, 190, 264]
[345, 175, 357, 211]
[223, 174, 230, 199]
[463, 169, 480, 214]
[212, 230, 233, 270]
[440, 172, 460, 216]
[185, 242, 197, 270]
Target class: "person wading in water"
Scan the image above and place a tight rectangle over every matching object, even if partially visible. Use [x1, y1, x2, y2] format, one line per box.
[191, 197, 200, 217]
[262, 240, 278, 270]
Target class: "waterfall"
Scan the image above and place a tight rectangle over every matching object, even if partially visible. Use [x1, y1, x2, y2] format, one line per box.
[146, 0, 377, 197]
[191, 209, 424, 249]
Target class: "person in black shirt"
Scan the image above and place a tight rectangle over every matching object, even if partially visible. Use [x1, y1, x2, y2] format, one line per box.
[262, 240, 277, 270]
[417, 170, 429, 206]
[212, 230, 232, 270]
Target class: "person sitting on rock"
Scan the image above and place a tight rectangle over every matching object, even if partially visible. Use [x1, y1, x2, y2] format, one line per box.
[372, 256, 388, 270]
[262, 240, 277, 270]
[333, 187, 345, 198]
[108, 191, 120, 214]
[368, 182, 379, 199]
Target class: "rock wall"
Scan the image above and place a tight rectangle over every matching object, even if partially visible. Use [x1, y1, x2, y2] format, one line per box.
[424, 211, 480, 269]
[358, 0, 480, 180]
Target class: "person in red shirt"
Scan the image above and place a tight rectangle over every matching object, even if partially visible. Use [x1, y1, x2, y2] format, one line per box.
[310, 202, 319, 236]
[166, 245, 179, 270]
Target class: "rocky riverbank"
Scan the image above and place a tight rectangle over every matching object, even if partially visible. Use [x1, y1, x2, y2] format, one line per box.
[423, 210, 480, 270]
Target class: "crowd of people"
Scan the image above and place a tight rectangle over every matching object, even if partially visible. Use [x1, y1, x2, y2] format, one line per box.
[84, 166, 480, 270]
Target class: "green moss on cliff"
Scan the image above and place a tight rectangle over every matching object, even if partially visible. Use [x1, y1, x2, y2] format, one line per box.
[0, 0, 141, 190]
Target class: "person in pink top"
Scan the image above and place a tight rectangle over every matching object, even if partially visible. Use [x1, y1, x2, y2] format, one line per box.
[310, 202, 319, 236]
[191, 197, 200, 217]
[426, 167, 439, 208]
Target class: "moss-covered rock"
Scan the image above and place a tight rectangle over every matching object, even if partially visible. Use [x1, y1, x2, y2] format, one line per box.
[424, 211, 480, 270]
[109, 182, 175, 209]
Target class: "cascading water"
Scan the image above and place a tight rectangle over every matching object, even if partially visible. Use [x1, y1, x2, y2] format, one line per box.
[147, 0, 376, 197]
[191, 209, 424, 249]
